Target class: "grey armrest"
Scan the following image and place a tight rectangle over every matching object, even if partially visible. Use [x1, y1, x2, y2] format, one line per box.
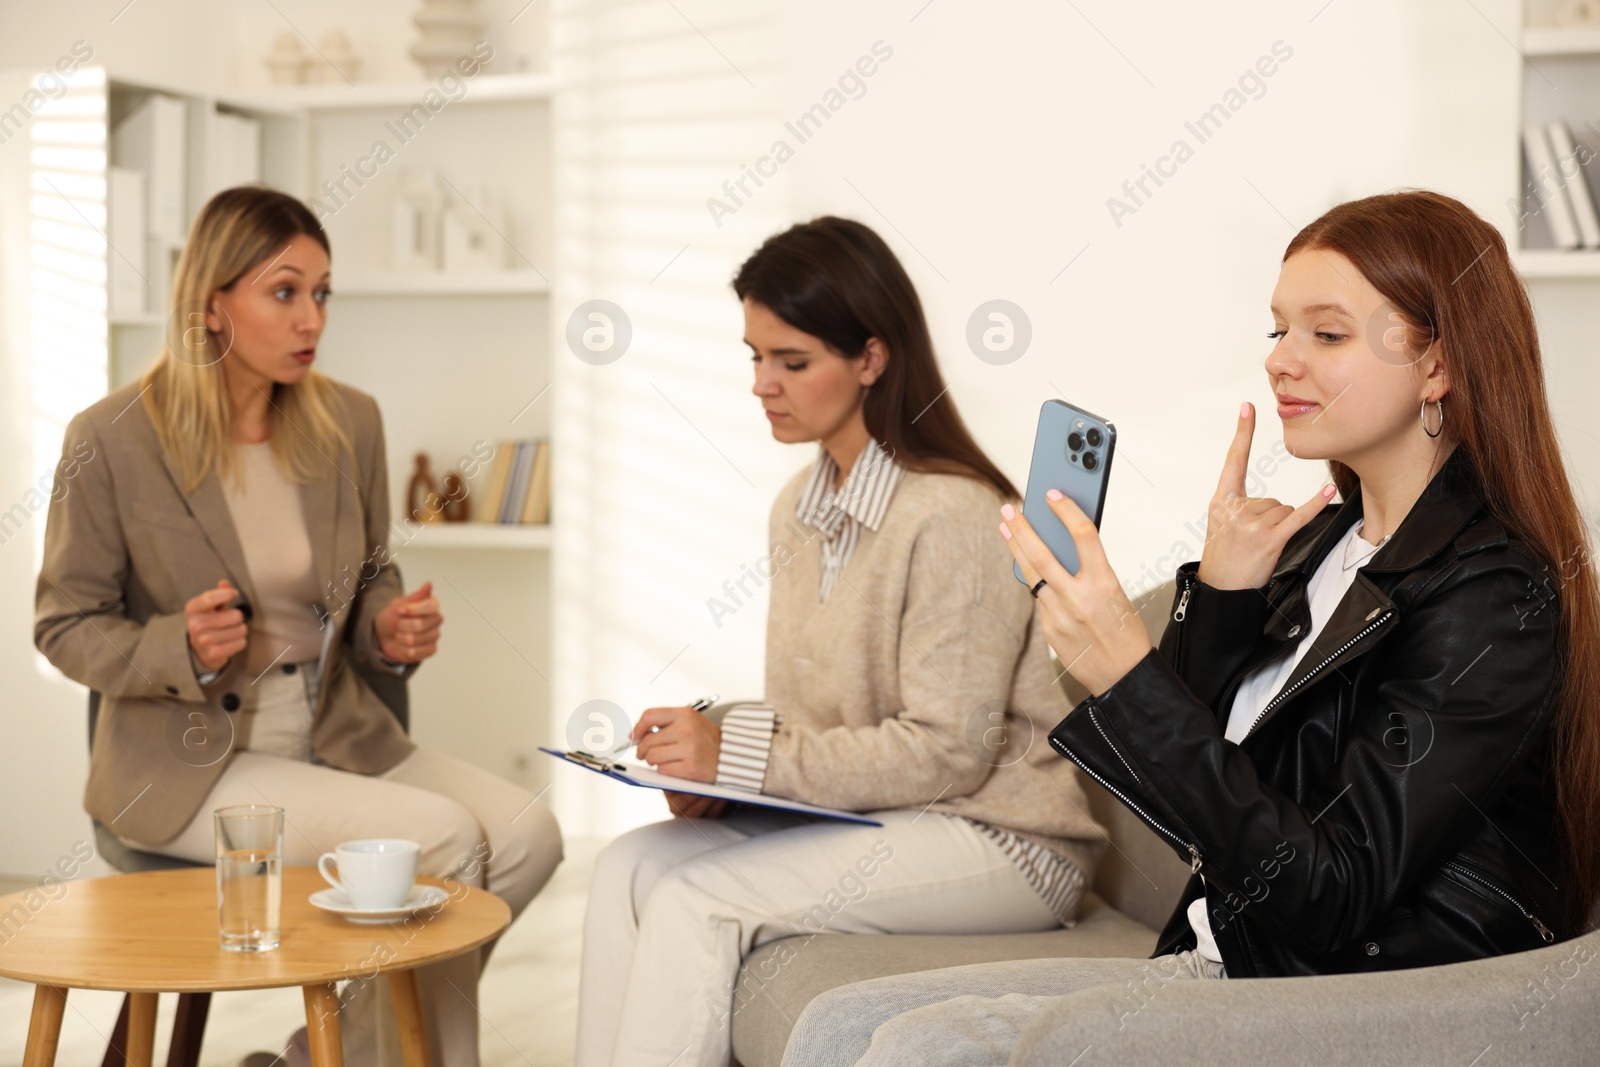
[1012, 929, 1600, 1067]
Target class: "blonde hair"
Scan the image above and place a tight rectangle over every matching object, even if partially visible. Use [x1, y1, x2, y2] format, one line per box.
[139, 186, 355, 493]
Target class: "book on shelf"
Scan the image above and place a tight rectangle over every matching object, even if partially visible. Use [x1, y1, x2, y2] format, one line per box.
[480, 441, 515, 521]
[208, 110, 262, 199]
[501, 439, 535, 523]
[521, 440, 551, 525]
[476, 438, 551, 525]
[111, 93, 188, 246]
[1546, 120, 1600, 249]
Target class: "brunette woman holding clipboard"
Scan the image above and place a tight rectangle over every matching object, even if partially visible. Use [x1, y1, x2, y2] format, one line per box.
[572, 217, 1108, 1067]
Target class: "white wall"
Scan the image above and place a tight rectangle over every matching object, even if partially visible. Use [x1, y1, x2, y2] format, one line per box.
[0, 2, 236, 94]
[773, 0, 1530, 589]
[548, 0, 794, 835]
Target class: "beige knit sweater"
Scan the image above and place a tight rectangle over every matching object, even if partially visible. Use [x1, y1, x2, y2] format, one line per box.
[757, 464, 1107, 882]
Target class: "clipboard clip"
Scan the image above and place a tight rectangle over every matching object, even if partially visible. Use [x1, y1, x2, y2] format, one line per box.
[569, 750, 623, 773]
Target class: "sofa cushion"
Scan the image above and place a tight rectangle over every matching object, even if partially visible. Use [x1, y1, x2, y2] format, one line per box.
[729, 891, 1161, 1067]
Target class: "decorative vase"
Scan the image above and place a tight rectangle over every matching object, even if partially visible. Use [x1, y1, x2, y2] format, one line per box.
[441, 472, 470, 522]
[407, 452, 444, 523]
[392, 169, 443, 272]
[410, 0, 485, 78]
[441, 182, 507, 272]
[319, 30, 363, 84]
[265, 32, 310, 86]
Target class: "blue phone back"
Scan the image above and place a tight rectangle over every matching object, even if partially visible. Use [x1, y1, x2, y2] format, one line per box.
[1013, 400, 1116, 582]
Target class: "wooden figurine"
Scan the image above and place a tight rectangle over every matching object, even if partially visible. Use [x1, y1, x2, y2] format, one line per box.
[441, 471, 470, 522]
[407, 452, 444, 523]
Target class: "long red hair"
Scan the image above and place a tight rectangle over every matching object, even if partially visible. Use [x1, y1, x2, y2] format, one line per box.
[1285, 190, 1600, 932]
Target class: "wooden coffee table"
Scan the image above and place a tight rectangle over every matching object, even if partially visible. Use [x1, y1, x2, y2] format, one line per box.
[0, 866, 510, 1067]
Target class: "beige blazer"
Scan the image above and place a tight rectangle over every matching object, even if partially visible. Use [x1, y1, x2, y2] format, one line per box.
[34, 379, 417, 845]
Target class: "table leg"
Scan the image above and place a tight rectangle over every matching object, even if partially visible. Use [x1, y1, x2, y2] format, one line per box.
[125, 993, 157, 1067]
[387, 969, 431, 1067]
[23, 985, 67, 1067]
[302, 982, 344, 1067]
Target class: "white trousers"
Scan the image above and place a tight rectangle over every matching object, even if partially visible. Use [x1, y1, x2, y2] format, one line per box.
[121, 662, 564, 1067]
[574, 806, 1060, 1067]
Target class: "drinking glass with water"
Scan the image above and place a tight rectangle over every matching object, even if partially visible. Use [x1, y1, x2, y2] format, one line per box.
[214, 804, 283, 952]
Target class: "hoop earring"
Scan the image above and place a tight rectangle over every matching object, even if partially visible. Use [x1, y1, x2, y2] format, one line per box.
[1420, 397, 1444, 438]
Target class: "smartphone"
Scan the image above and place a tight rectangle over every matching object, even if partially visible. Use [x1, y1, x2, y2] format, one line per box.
[1013, 400, 1116, 584]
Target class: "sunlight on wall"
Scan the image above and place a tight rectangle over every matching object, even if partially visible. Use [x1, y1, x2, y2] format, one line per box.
[550, 0, 801, 838]
[27, 66, 109, 676]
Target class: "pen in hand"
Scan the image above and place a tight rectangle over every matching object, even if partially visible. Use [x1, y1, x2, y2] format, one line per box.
[600, 694, 719, 758]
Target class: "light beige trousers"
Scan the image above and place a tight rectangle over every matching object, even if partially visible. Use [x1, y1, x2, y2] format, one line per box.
[120, 661, 563, 1067]
[575, 807, 1060, 1067]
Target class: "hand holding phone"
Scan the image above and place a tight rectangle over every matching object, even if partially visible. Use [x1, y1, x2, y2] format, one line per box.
[1013, 400, 1116, 585]
[1002, 401, 1152, 694]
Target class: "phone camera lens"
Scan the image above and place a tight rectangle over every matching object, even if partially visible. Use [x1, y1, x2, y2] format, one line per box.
[1082, 451, 1098, 471]
[1066, 432, 1083, 452]
[1086, 427, 1103, 448]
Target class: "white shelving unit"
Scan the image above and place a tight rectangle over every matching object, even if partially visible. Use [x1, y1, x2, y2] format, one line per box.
[230, 72, 553, 111]
[1512, 249, 1600, 278]
[1522, 25, 1600, 55]
[254, 68, 558, 792]
[1513, 12, 1600, 273]
[332, 270, 549, 296]
[1514, 3, 1600, 535]
[399, 521, 554, 551]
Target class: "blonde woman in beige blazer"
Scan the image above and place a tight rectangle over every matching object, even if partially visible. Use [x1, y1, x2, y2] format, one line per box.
[34, 186, 561, 1067]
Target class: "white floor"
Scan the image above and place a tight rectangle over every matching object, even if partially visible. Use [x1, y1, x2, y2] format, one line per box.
[0, 838, 602, 1067]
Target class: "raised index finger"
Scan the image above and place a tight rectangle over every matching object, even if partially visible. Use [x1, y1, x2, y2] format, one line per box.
[1215, 401, 1256, 499]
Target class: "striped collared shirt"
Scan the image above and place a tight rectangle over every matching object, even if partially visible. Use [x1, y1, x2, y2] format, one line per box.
[795, 438, 905, 602]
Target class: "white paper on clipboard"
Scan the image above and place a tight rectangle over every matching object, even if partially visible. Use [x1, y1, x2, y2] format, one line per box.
[539, 748, 884, 826]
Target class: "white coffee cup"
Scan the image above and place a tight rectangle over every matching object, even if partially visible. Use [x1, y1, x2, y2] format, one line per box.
[317, 839, 420, 910]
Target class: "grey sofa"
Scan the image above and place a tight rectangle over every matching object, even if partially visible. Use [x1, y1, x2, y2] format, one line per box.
[728, 580, 1600, 1066]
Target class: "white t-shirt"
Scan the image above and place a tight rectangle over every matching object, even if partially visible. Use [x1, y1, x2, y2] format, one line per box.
[1188, 518, 1389, 965]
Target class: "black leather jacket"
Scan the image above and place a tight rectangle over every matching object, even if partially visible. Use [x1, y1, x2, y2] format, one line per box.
[1050, 446, 1568, 977]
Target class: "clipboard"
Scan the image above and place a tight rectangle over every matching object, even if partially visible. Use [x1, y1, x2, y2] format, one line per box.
[539, 748, 884, 826]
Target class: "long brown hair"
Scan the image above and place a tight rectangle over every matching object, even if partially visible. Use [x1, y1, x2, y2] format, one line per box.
[140, 186, 354, 493]
[733, 216, 1018, 500]
[1286, 190, 1600, 931]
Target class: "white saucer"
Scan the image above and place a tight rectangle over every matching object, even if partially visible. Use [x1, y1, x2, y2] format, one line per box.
[309, 884, 451, 924]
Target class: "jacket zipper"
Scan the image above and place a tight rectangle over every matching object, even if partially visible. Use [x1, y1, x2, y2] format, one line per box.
[1051, 706, 1204, 874]
[1171, 575, 1192, 677]
[1245, 610, 1394, 737]
[1442, 860, 1556, 943]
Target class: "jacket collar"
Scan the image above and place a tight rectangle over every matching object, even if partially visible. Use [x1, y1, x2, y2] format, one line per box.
[1269, 444, 1483, 585]
[141, 398, 343, 617]
[1243, 446, 1485, 741]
